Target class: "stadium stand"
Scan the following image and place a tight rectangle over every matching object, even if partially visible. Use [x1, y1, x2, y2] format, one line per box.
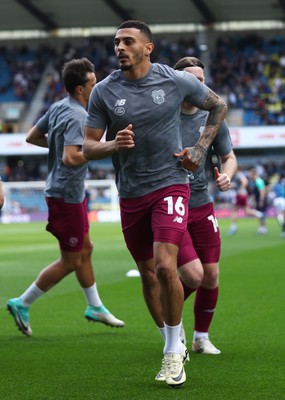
[210, 34, 285, 126]
[1, 33, 285, 129]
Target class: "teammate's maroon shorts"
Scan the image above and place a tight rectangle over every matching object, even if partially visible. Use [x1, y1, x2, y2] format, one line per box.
[120, 184, 190, 262]
[235, 193, 249, 207]
[45, 197, 89, 252]
[177, 202, 221, 266]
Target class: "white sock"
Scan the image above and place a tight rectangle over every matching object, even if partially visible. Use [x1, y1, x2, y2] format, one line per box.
[82, 283, 102, 307]
[231, 223, 237, 230]
[194, 330, 209, 341]
[157, 325, 166, 341]
[164, 322, 182, 355]
[20, 282, 44, 307]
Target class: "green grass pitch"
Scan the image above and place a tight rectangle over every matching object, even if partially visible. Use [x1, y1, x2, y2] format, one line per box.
[0, 218, 284, 399]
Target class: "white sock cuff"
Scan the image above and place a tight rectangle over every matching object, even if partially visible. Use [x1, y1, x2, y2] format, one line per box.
[164, 321, 182, 330]
[20, 282, 44, 307]
[82, 283, 102, 307]
[194, 330, 209, 341]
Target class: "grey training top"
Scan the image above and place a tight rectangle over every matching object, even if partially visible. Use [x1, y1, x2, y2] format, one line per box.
[37, 96, 88, 203]
[85, 63, 209, 198]
[180, 109, 233, 209]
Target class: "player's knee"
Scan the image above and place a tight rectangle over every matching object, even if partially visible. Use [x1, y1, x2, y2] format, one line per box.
[139, 265, 154, 278]
[72, 256, 83, 271]
[138, 261, 156, 284]
[181, 270, 203, 289]
[155, 260, 174, 282]
[179, 264, 203, 288]
[202, 265, 219, 287]
[60, 254, 82, 273]
[82, 240, 93, 257]
[140, 270, 157, 289]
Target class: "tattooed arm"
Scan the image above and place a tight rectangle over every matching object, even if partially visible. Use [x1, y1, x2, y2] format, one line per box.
[174, 89, 228, 171]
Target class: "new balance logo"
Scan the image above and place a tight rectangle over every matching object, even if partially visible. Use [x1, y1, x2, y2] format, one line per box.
[115, 99, 126, 106]
[173, 216, 183, 223]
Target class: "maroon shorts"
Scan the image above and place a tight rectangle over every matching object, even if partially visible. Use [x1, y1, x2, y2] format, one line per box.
[120, 184, 190, 262]
[46, 197, 89, 252]
[235, 193, 249, 207]
[177, 202, 221, 266]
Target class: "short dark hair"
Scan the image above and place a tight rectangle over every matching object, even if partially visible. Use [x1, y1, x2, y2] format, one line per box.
[173, 56, 204, 71]
[117, 20, 153, 42]
[61, 57, 95, 95]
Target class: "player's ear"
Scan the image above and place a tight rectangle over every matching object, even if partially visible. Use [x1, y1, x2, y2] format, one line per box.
[75, 85, 83, 95]
[145, 42, 154, 56]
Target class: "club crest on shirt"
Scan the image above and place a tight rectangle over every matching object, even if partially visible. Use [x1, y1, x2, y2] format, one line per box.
[69, 237, 78, 247]
[115, 107, 125, 115]
[151, 90, 165, 105]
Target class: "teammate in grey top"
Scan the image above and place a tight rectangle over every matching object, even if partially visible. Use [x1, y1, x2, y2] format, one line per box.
[181, 110, 232, 208]
[7, 58, 124, 338]
[38, 95, 89, 203]
[175, 57, 237, 354]
[83, 21, 227, 387]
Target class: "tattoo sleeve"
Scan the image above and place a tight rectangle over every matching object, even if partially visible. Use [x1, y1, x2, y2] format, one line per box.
[196, 89, 228, 151]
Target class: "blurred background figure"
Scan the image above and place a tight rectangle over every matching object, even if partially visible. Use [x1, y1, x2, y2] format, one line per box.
[0, 176, 4, 210]
[272, 174, 285, 225]
[248, 167, 268, 235]
[271, 174, 285, 237]
[228, 167, 264, 236]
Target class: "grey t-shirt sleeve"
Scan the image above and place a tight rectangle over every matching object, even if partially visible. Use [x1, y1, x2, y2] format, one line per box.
[174, 70, 209, 108]
[64, 111, 85, 146]
[212, 120, 233, 156]
[85, 83, 108, 129]
[36, 110, 50, 133]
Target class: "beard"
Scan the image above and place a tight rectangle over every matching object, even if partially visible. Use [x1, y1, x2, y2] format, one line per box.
[120, 64, 132, 71]
[118, 53, 144, 71]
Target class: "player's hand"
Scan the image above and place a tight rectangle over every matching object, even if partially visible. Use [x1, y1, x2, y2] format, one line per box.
[173, 146, 204, 172]
[115, 124, 135, 151]
[214, 167, 231, 192]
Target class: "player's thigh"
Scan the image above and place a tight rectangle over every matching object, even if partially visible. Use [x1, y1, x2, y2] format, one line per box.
[177, 229, 198, 268]
[189, 203, 221, 264]
[46, 197, 86, 252]
[120, 184, 189, 262]
[120, 197, 153, 261]
[152, 184, 189, 248]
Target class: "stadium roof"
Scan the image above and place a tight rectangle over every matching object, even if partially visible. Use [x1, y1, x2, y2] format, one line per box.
[1, 0, 285, 40]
